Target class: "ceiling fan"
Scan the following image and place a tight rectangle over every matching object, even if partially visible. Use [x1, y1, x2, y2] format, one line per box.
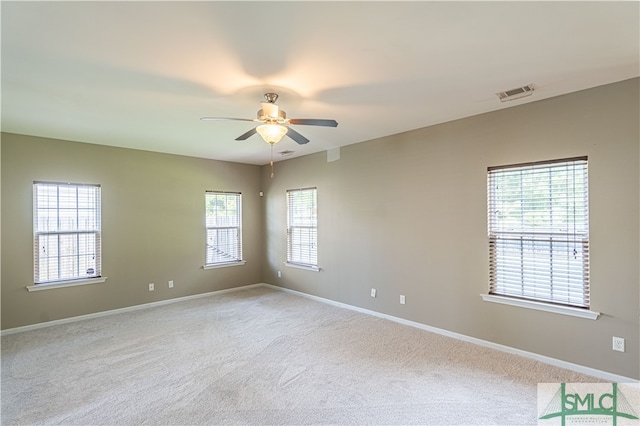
[200, 92, 338, 146]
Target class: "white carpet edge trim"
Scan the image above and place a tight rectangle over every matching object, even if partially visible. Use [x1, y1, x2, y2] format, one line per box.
[0, 283, 264, 336]
[262, 284, 638, 384]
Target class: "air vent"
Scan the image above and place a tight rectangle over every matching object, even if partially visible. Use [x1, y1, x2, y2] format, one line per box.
[497, 84, 534, 102]
[279, 150, 294, 157]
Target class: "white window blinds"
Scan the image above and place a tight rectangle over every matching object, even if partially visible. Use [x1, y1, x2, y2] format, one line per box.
[287, 188, 318, 267]
[205, 191, 242, 266]
[34, 182, 102, 284]
[487, 157, 589, 308]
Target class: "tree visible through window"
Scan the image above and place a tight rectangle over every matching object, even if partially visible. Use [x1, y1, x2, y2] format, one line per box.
[205, 191, 242, 266]
[287, 187, 318, 267]
[487, 157, 589, 308]
[33, 182, 101, 284]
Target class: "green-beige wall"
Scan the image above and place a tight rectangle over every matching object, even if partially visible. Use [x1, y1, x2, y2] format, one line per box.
[1, 136, 263, 328]
[2, 78, 639, 379]
[261, 78, 639, 379]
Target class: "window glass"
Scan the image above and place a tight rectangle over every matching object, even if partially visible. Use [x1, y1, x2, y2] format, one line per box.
[488, 157, 589, 307]
[205, 191, 242, 266]
[34, 182, 101, 284]
[287, 188, 318, 267]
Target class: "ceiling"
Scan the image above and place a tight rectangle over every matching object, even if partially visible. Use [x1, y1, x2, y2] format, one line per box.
[2, 2, 638, 166]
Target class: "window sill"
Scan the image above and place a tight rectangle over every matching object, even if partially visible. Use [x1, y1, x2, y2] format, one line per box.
[27, 277, 108, 292]
[481, 294, 600, 320]
[284, 262, 320, 272]
[203, 260, 246, 270]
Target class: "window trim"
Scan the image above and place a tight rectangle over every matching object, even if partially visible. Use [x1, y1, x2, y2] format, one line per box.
[481, 293, 599, 320]
[203, 260, 246, 270]
[284, 261, 320, 272]
[27, 277, 108, 292]
[205, 191, 243, 267]
[486, 156, 591, 310]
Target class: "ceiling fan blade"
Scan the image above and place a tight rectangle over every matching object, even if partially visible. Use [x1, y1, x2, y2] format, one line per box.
[200, 117, 256, 122]
[288, 118, 338, 127]
[235, 127, 258, 141]
[286, 127, 310, 145]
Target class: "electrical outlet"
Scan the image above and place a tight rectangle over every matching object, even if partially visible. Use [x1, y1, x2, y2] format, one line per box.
[400, 295, 406, 305]
[277, 271, 282, 278]
[148, 283, 154, 292]
[613, 336, 625, 352]
[371, 288, 377, 298]
[168, 280, 174, 288]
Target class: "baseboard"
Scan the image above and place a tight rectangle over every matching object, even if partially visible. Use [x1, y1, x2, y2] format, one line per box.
[261, 283, 638, 384]
[4, 281, 636, 383]
[0, 283, 264, 336]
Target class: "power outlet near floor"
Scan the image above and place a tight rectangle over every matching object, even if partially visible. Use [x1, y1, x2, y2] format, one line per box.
[148, 283, 155, 292]
[612, 336, 625, 352]
[400, 295, 406, 305]
[371, 288, 377, 298]
[168, 280, 174, 288]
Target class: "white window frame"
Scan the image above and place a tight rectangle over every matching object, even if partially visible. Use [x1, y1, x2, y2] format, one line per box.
[286, 187, 319, 271]
[32, 181, 102, 287]
[205, 191, 244, 268]
[484, 157, 598, 319]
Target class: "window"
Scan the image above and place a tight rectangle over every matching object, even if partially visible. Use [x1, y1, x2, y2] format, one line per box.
[287, 187, 318, 268]
[487, 157, 589, 308]
[205, 191, 242, 266]
[34, 182, 101, 284]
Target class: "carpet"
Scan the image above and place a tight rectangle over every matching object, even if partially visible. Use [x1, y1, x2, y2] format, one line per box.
[1, 286, 600, 425]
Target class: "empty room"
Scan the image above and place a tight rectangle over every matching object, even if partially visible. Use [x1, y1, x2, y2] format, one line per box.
[1, 2, 639, 425]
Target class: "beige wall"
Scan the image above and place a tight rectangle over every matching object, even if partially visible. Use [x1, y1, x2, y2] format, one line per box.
[1, 134, 263, 329]
[261, 78, 640, 379]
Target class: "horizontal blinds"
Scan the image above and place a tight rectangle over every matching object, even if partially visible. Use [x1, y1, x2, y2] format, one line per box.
[487, 158, 589, 308]
[287, 188, 318, 266]
[205, 191, 242, 265]
[33, 182, 101, 283]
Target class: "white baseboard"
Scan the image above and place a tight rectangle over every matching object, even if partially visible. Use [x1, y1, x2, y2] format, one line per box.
[3, 281, 636, 384]
[261, 283, 638, 384]
[0, 283, 263, 336]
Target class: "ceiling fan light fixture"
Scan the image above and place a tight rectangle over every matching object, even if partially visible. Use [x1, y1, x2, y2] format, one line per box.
[256, 124, 288, 144]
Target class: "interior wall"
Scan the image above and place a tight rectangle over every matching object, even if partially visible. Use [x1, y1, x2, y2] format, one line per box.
[261, 78, 640, 379]
[1, 133, 263, 329]
[1, 79, 637, 379]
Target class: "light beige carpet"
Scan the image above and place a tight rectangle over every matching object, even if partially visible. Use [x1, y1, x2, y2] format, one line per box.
[2, 286, 599, 425]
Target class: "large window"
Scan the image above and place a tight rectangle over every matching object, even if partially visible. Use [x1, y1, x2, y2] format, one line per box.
[487, 157, 589, 308]
[33, 182, 101, 284]
[205, 191, 242, 266]
[287, 187, 318, 268]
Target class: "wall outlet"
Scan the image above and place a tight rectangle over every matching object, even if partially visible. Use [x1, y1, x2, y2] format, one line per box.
[400, 295, 406, 305]
[613, 336, 625, 352]
[148, 283, 155, 292]
[168, 280, 174, 288]
[277, 271, 282, 278]
[371, 288, 377, 298]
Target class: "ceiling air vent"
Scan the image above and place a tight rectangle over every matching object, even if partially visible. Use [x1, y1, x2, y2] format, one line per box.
[496, 84, 534, 102]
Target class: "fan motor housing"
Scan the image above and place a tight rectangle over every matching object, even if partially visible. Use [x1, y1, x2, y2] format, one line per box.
[257, 108, 287, 123]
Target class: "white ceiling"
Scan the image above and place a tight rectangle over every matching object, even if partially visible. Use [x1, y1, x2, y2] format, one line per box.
[2, 1, 638, 166]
